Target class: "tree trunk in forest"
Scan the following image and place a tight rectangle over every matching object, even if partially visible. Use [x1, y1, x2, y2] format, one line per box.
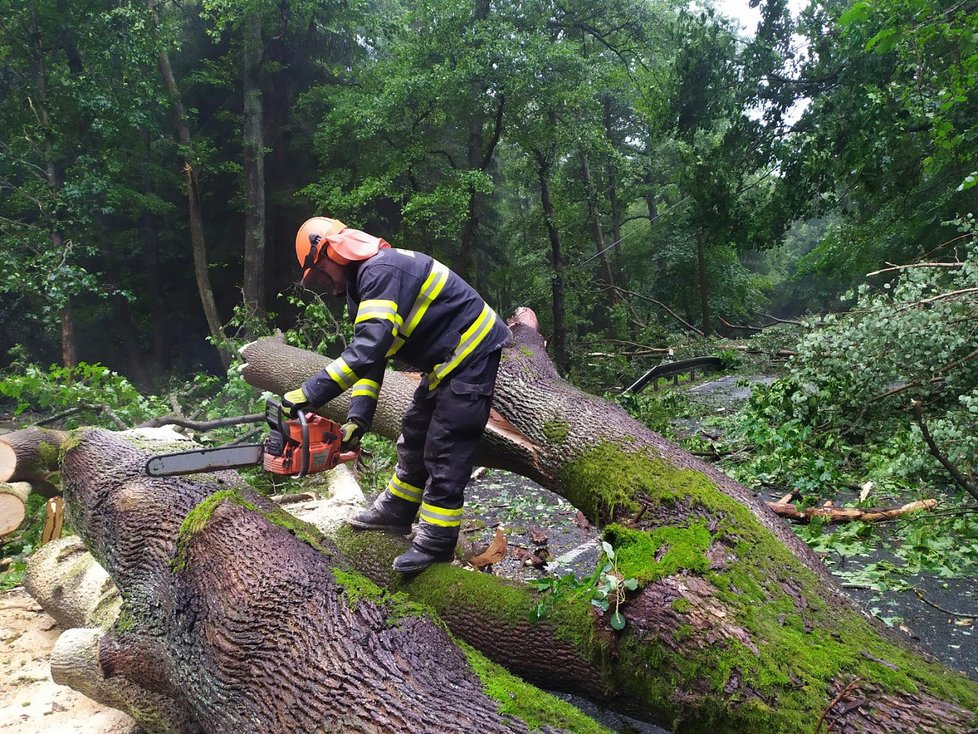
[603, 98, 623, 275]
[580, 148, 618, 299]
[0, 481, 32, 536]
[232, 317, 978, 734]
[28, 8, 77, 368]
[456, 0, 502, 285]
[150, 3, 231, 370]
[242, 10, 267, 318]
[696, 229, 712, 336]
[18, 319, 978, 733]
[96, 215, 155, 390]
[33, 426, 605, 734]
[533, 150, 569, 374]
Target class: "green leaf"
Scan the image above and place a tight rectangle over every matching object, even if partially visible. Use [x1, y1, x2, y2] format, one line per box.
[865, 27, 898, 53]
[610, 611, 626, 630]
[839, 2, 873, 26]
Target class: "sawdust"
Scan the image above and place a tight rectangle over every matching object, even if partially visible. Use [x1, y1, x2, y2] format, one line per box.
[0, 588, 134, 734]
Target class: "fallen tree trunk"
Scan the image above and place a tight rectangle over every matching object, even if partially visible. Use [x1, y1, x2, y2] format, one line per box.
[235, 318, 978, 733]
[45, 427, 608, 734]
[0, 427, 67, 483]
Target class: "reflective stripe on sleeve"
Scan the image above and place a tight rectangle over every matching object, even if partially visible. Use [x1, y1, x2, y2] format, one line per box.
[428, 303, 497, 390]
[386, 260, 450, 357]
[387, 475, 423, 504]
[419, 502, 463, 527]
[355, 299, 403, 334]
[326, 357, 358, 390]
[351, 378, 380, 401]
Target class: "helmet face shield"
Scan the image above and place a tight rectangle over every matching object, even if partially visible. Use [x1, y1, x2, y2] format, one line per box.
[300, 264, 339, 296]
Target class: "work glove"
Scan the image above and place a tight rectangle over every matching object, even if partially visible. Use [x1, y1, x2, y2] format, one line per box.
[281, 387, 310, 418]
[340, 418, 367, 451]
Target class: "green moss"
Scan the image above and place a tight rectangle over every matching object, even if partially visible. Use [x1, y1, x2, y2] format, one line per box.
[604, 521, 711, 583]
[114, 606, 136, 635]
[58, 431, 85, 463]
[541, 420, 570, 444]
[330, 567, 432, 625]
[332, 568, 386, 608]
[460, 641, 614, 733]
[671, 598, 692, 613]
[556, 444, 978, 730]
[257, 504, 330, 556]
[37, 439, 61, 470]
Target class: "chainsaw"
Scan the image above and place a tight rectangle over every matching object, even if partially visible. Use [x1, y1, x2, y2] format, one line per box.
[145, 398, 359, 478]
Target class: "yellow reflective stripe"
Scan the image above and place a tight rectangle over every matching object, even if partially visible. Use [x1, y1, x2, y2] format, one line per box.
[387, 475, 423, 503]
[419, 502, 463, 527]
[326, 357, 358, 390]
[428, 304, 497, 390]
[385, 336, 406, 358]
[351, 378, 380, 400]
[403, 261, 449, 337]
[355, 299, 402, 333]
[388, 261, 450, 358]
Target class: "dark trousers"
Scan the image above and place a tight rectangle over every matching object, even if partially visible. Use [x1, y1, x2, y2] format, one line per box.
[394, 349, 500, 516]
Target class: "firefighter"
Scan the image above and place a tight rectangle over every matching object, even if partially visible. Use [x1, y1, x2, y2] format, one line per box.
[282, 217, 512, 573]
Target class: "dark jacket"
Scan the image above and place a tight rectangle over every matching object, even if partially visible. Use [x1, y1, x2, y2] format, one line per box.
[301, 247, 511, 426]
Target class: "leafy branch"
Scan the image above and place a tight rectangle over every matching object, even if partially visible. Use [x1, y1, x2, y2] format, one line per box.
[529, 541, 638, 631]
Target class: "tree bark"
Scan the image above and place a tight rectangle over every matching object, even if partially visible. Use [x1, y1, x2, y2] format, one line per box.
[233, 316, 978, 733]
[242, 9, 267, 317]
[533, 150, 569, 374]
[18, 320, 978, 733]
[0, 427, 67, 483]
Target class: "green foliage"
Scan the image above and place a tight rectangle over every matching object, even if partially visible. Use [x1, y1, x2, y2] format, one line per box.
[0, 494, 48, 591]
[721, 232, 978, 497]
[0, 356, 168, 429]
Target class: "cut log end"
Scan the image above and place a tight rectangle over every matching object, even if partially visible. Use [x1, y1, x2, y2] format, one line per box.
[0, 481, 31, 536]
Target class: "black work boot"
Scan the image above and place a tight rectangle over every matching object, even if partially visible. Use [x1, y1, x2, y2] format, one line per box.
[392, 521, 458, 574]
[348, 490, 418, 535]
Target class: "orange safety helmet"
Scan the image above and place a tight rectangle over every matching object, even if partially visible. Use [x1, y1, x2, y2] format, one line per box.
[295, 216, 390, 271]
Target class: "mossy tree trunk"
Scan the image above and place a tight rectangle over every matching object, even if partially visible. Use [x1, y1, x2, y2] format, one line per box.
[48, 427, 609, 734]
[237, 314, 978, 733]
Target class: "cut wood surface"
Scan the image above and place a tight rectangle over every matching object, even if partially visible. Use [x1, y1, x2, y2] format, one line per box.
[0, 481, 31, 535]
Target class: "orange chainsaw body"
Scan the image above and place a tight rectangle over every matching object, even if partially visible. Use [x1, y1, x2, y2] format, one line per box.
[263, 412, 356, 476]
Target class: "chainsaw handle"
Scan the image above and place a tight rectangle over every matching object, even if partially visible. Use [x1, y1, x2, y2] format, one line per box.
[296, 409, 310, 478]
[338, 449, 360, 465]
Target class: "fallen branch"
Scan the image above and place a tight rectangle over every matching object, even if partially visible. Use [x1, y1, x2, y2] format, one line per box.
[767, 498, 938, 524]
[867, 262, 964, 277]
[609, 286, 705, 335]
[136, 413, 264, 431]
[910, 399, 978, 502]
[912, 588, 976, 619]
